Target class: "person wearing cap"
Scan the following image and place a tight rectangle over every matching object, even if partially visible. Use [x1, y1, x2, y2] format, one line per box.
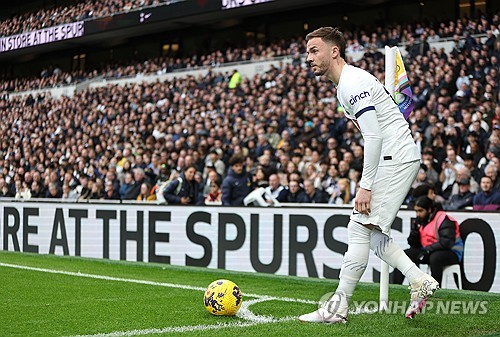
[299, 121, 317, 145]
[443, 177, 475, 210]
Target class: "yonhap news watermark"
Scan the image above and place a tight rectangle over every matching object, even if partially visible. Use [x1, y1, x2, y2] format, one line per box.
[319, 292, 489, 315]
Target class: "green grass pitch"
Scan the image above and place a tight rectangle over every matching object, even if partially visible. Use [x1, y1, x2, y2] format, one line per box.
[0, 251, 499, 337]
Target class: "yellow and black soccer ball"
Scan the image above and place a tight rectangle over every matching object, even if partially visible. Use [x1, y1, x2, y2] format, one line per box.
[203, 279, 243, 316]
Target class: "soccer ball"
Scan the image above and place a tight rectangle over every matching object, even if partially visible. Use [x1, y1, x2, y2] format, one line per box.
[203, 279, 243, 316]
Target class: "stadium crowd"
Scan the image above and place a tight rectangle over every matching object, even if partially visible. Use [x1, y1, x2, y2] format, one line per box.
[0, 13, 499, 210]
[1, 14, 499, 93]
[0, 0, 172, 37]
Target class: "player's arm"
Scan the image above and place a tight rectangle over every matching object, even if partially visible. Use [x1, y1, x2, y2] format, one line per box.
[356, 108, 383, 191]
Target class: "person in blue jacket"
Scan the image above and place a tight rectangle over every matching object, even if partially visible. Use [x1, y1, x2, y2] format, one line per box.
[163, 165, 200, 205]
[222, 154, 252, 206]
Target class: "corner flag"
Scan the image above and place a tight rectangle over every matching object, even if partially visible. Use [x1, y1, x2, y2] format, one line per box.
[385, 46, 414, 120]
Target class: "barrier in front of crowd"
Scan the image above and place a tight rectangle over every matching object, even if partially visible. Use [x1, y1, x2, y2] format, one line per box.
[1, 200, 497, 292]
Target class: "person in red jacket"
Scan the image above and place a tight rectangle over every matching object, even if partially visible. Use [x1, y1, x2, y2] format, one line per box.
[392, 196, 463, 285]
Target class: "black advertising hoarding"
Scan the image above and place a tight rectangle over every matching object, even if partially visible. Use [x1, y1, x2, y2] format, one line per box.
[84, 0, 220, 35]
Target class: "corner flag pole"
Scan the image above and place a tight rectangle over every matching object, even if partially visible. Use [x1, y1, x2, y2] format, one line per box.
[381, 45, 415, 313]
[381, 45, 396, 313]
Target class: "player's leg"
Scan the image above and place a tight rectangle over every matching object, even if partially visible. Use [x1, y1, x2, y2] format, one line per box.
[367, 161, 439, 318]
[298, 220, 371, 324]
[391, 247, 421, 284]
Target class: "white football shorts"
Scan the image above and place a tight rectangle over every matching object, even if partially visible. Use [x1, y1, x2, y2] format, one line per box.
[351, 160, 420, 235]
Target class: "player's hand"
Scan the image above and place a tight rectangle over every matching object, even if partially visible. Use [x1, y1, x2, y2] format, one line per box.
[355, 188, 372, 215]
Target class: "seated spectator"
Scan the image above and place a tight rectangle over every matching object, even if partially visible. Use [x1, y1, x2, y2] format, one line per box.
[119, 172, 135, 200]
[264, 173, 289, 202]
[473, 176, 500, 211]
[253, 167, 269, 188]
[222, 154, 252, 206]
[163, 165, 199, 205]
[483, 163, 500, 191]
[14, 180, 31, 200]
[450, 167, 479, 195]
[392, 196, 463, 286]
[202, 168, 221, 197]
[443, 177, 475, 210]
[61, 183, 78, 200]
[136, 183, 156, 201]
[303, 179, 327, 203]
[204, 180, 222, 206]
[284, 180, 308, 203]
[30, 181, 43, 198]
[90, 179, 103, 199]
[103, 180, 121, 200]
[439, 144, 464, 199]
[329, 178, 351, 205]
[409, 182, 446, 212]
[124, 168, 147, 200]
[46, 182, 62, 199]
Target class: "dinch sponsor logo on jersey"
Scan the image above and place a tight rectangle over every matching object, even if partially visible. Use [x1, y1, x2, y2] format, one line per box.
[349, 91, 370, 105]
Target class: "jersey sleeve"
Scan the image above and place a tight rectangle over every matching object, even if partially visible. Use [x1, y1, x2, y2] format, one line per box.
[342, 75, 382, 190]
[357, 109, 383, 190]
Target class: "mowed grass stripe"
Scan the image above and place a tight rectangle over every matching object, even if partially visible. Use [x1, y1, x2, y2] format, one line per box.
[1, 252, 500, 337]
[0, 262, 316, 305]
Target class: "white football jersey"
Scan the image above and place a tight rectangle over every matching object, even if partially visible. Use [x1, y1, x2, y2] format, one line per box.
[336, 64, 420, 189]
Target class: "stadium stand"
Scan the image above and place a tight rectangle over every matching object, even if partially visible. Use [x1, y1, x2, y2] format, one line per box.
[0, 2, 498, 210]
[0, 0, 174, 37]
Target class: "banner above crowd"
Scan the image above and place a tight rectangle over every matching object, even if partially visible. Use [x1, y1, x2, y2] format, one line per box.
[0, 21, 84, 53]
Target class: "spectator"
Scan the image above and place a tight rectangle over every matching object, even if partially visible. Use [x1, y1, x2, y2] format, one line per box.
[483, 163, 500, 191]
[473, 176, 500, 211]
[124, 168, 147, 200]
[136, 183, 156, 201]
[265, 173, 289, 202]
[61, 183, 78, 200]
[302, 179, 327, 203]
[410, 182, 445, 207]
[222, 154, 252, 206]
[284, 179, 308, 203]
[14, 180, 31, 200]
[119, 172, 135, 200]
[439, 144, 464, 199]
[163, 165, 199, 205]
[46, 182, 62, 199]
[103, 180, 121, 200]
[207, 149, 225, 178]
[443, 177, 476, 210]
[204, 180, 222, 206]
[392, 196, 463, 286]
[329, 178, 351, 205]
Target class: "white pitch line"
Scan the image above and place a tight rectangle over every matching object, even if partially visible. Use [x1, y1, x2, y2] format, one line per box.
[69, 317, 296, 337]
[0, 262, 317, 306]
[0, 262, 309, 336]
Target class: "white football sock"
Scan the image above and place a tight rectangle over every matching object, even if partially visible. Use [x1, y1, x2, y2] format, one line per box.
[370, 229, 425, 284]
[335, 221, 371, 308]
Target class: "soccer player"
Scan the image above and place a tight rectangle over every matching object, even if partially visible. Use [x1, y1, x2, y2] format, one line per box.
[299, 27, 439, 324]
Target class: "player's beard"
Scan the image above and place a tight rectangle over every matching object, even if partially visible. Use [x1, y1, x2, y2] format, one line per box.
[312, 64, 326, 76]
[312, 59, 329, 77]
